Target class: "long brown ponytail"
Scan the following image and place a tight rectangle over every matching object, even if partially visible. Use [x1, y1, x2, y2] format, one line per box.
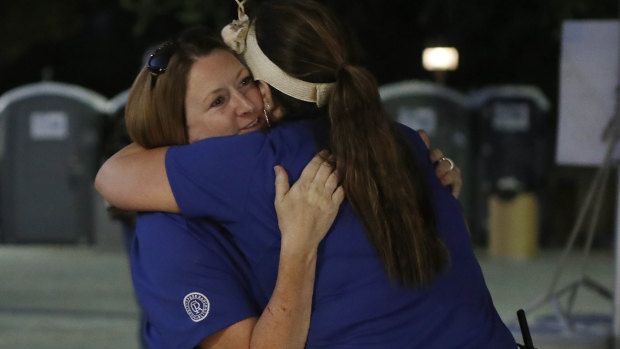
[330, 64, 448, 286]
[255, 0, 448, 287]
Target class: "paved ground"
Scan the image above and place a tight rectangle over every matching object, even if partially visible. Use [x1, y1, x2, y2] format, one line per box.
[478, 249, 615, 349]
[0, 245, 141, 349]
[0, 241, 615, 348]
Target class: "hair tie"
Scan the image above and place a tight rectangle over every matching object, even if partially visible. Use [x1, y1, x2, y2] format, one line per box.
[336, 64, 350, 79]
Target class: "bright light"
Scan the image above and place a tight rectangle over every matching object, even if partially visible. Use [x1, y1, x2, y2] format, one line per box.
[422, 47, 459, 71]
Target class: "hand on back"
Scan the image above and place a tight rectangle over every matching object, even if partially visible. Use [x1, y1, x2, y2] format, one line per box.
[274, 151, 344, 254]
[418, 130, 463, 198]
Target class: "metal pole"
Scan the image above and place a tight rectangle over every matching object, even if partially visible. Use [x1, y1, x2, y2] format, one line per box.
[612, 2, 620, 343]
[614, 169, 620, 347]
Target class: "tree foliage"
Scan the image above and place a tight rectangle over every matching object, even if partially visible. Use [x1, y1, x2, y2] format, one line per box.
[0, 0, 618, 99]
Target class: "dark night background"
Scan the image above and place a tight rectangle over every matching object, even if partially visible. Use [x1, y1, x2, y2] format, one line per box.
[1, 0, 617, 101]
[1, 0, 619, 245]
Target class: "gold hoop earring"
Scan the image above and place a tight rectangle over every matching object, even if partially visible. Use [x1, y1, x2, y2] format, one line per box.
[263, 109, 271, 128]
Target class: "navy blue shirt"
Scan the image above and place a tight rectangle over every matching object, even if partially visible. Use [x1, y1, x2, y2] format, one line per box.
[131, 214, 261, 348]
[159, 119, 515, 348]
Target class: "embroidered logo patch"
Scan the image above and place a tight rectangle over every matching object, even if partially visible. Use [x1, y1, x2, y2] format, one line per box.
[183, 292, 210, 322]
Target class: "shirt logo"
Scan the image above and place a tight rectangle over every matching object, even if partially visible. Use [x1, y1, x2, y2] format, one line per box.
[183, 292, 210, 322]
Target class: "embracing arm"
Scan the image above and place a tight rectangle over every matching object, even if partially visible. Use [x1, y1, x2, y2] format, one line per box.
[95, 132, 460, 213]
[94, 143, 179, 212]
[417, 130, 463, 198]
[199, 152, 344, 349]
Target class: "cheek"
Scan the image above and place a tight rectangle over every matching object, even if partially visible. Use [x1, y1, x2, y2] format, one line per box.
[187, 124, 203, 144]
[187, 115, 216, 142]
[191, 113, 239, 140]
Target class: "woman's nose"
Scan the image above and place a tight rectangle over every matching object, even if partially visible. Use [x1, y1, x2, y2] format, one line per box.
[231, 89, 254, 115]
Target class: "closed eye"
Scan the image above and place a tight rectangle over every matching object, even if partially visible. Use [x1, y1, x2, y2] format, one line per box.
[240, 75, 254, 87]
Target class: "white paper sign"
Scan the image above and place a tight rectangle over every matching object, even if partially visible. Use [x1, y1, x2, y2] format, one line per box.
[29, 111, 69, 141]
[556, 20, 619, 166]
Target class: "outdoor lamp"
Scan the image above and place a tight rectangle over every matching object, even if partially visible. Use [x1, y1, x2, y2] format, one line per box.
[422, 47, 459, 84]
[422, 47, 459, 71]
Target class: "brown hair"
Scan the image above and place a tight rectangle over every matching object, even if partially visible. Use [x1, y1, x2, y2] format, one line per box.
[125, 28, 230, 148]
[255, 0, 448, 287]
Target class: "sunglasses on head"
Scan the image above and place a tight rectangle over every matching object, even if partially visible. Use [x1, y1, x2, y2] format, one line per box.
[147, 41, 177, 88]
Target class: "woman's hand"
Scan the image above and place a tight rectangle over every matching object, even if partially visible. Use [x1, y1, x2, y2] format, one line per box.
[274, 151, 344, 253]
[233, 151, 344, 349]
[418, 130, 463, 198]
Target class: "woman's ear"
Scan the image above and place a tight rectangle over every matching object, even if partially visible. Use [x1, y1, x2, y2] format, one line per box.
[257, 80, 273, 108]
[257, 80, 285, 121]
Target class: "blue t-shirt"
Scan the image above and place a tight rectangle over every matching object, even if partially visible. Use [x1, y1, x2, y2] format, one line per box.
[164, 119, 516, 348]
[131, 213, 261, 349]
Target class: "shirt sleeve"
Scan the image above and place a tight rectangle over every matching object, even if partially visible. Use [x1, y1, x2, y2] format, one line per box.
[131, 212, 261, 349]
[394, 123, 432, 166]
[165, 132, 270, 221]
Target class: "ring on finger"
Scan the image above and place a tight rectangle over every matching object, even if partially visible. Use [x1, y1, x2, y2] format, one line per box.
[439, 157, 455, 171]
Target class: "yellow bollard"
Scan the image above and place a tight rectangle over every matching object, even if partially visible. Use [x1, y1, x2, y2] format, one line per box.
[488, 192, 539, 258]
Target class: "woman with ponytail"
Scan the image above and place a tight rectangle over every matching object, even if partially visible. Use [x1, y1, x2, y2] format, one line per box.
[97, 0, 513, 347]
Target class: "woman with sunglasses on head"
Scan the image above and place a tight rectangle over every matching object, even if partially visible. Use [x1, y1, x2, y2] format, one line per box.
[96, 1, 512, 348]
[108, 29, 346, 349]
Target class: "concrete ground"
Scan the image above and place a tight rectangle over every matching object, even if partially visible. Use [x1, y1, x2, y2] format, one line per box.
[479, 249, 615, 349]
[0, 245, 141, 349]
[0, 200, 616, 349]
[0, 244, 615, 348]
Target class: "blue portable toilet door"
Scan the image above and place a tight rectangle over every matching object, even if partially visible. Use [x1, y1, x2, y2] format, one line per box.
[2, 94, 103, 243]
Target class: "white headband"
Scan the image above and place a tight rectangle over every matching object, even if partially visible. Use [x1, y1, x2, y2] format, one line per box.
[221, 14, 335, 107]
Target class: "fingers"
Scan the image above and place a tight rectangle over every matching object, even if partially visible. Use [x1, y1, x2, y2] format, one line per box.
[298, 150, 329, 184]
[437, 165, 462, 199]
[332, 186, 345, 204]
[449, 167, 462, 198]
[314, 157, 335, 186]
[274, 165, 290, 203]
[300, 150, 337, 189]
[324, 171, 339, 192]
[283, 150, 342, 203]
[418, 130, 430, 149]
[430, 149, 463, 199]
[435, 156, 454, 177]
[429, 148, 444, 163]
[304, 151, 342, 205]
